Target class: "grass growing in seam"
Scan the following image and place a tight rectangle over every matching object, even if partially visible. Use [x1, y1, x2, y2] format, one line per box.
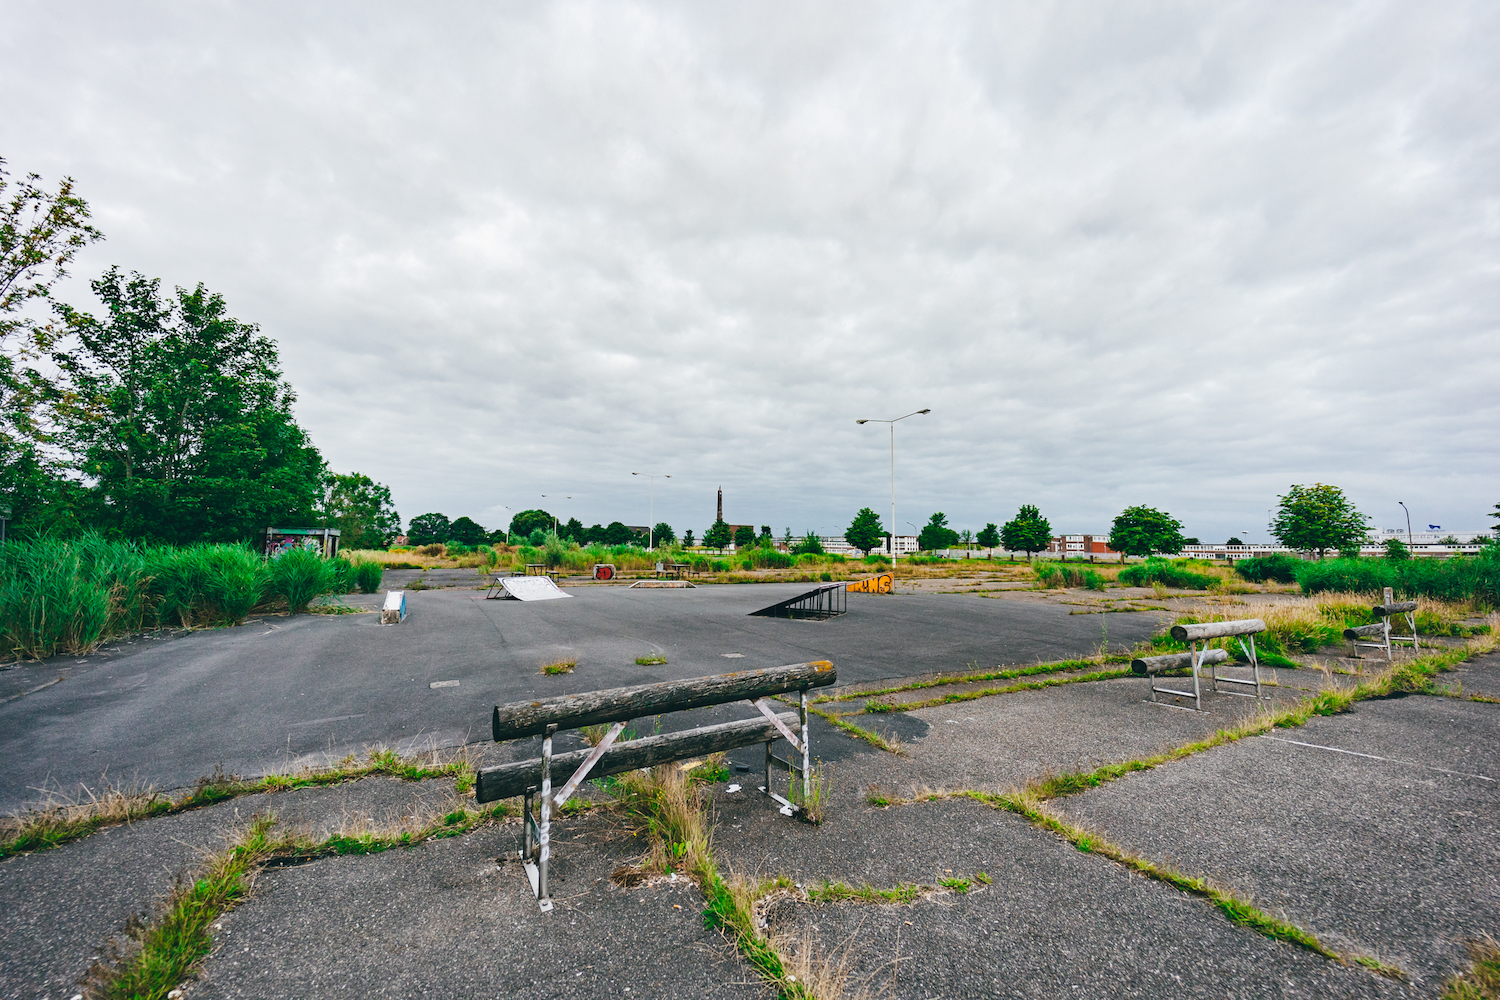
[89, 814, 285, 999]
[854, 668, 1134, 715]
[0, 745, 484, 860]
[807, 706, 904, 754]
[815, 656, 1132, 705]
[1443, 937, 1500, 1000]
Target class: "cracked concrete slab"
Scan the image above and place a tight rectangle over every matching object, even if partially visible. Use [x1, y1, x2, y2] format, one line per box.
[1051, 694, 1500, 989]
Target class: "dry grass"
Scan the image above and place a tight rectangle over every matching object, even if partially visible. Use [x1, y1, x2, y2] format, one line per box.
[541, 659, 577, 675]
[1444, 936, 1500, 999]
[612, 765, 714, 883]
[344, 545, 510, 570]
[771, 925, 879, 1000]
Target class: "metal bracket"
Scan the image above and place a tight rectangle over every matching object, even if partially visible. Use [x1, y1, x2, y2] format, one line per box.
[750, 698, 802, 753]
[552, 720, 628, 808]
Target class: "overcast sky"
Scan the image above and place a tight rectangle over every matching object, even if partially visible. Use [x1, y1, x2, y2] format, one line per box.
[4, 1, 1496, 542]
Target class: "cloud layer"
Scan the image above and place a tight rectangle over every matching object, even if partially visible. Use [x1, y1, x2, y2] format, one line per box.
[4, 1, 1496, 541]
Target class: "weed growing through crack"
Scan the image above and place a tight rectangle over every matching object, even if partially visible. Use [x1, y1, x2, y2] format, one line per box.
[541, 659, 577, 675]
[974, 871, 992, 884]
[635, 653, 668, 665]
[1443, 936, 1500, 999]
[938, 876, 971, 894]
[790, 762, 831, 824]
[808, 707, 904, 754]
[806, 880, 926, 904]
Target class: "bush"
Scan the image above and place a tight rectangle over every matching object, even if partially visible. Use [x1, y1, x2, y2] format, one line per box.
[1118, 558, 1215, 590]
[0, 536, 121, 660]
[1235, 555, 1301, 584]
[268, 548, 337, 614]
[148, 543, 270, 627]
[1032, 563, 1107, 591]
[352, 561, 384, 594]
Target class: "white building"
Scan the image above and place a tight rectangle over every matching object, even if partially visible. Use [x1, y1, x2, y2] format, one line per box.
[817, 534, 918, 557]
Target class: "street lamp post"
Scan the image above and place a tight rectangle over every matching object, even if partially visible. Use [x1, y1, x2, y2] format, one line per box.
[632, 473, 670, 550]
[1398, 501, 1413, 549]
[856, 409, 930, 563]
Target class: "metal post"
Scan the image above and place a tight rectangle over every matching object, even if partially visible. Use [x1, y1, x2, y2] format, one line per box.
[1249, 633, 1261, 699]
[764, 740, 772, 795]
[1191, 641, 1203, 711]
[524, 786, 535, 859]
[539, 723, 556, 906]
[799, 688, 810, 803]
[1383, 586, 1394, 661]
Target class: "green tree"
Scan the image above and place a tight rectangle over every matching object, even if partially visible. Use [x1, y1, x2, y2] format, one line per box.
[653, 521, 676, 545]
[683, 529, 695, 547]
[448, 516, 488, 546]
[917, 512, 959, 552]
[1226, 537, 1244, 546]
[845, 507, 884, 555]
[704, 518, 732, 550]
[1489, 502, 1499, 536]
[759, 525, 772, 540]
[561, 517, 584, 542]
[53, 268, 323, 543]
[1383, 538, 1409, 561]
[976, 522, 1000, 549]
[1, 160, 104, 537]
[1108, 505, 1185, 560]
[733, 524, 756, 548]
[408, 512, 450, 545]
[792, 531, 825, 555]
[603, 521, 635, 546]
[1001, 505, 1052, 563]
[508, 509, 554, 538]
[321, 472, 400, 549]
[1269, 484, 1368, 559]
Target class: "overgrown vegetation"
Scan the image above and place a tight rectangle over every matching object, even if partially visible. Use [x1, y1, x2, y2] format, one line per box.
[1443, 937, 1500, 1000]
[1034, 563, 1107, 590]
[0, 534, 378, 660]
[1119, 557, 1216, 590]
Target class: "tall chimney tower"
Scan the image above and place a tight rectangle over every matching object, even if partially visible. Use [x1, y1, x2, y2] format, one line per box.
[717, 487, 722, 523]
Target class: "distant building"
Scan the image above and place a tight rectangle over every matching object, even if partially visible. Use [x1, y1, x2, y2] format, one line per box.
[1046, 534, 1118, 558]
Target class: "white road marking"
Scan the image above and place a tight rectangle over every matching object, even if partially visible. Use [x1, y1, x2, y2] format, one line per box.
[722, 653, 745, 658]
[429, 680, 460, 689]
[287, 713, 368, 728]
[1257, 734, 1493, 781]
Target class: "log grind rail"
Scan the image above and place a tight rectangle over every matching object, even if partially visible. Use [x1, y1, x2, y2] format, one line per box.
[476, 660, 837, 912]
[1343, 587, 1419, 661]
[1152, 618, 1268, 712]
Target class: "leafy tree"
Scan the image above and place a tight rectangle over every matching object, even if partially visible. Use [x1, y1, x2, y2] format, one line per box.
[959, 528, 974, 549]
[917, 512, 959, 552]
[704, 518, 732, 550]
[845, 507, 884, 555]
[448, 516, 488, 546]
[509, 509, 554, 538]
[792, 531, 825, 556]
[321, 472, 400, 549]
[603, 521, 635, 546]
[1489, 502, 1499, 536]
[733, 524, 756, 547]
[408, 512, 450, 545]
[683, 529, 695, 547]
[486, 527, 509, 544]
[1383, 538, 1410, 561]
[1001, 505, 1051, 563]
[1226, 537, 1244, 546]
[1269, 484, 1368, 560]
[976, 523, 1000, 549]
[53, 268, 324, 543]
[1183, 537, 1200, 545]
[760, 525, 772, 539]
[1108, 506, 1185, 560]
[1, 160, 103, 537]
[561, 517, 584, 542]
[653, 521, 676, 545]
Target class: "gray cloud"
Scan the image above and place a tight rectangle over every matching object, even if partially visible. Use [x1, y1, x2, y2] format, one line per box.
[3, 0, 1495, 541]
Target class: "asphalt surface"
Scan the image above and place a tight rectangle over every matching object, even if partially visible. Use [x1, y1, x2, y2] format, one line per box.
[2, 647, 1492, 998]
[0, 585, 1166, 813]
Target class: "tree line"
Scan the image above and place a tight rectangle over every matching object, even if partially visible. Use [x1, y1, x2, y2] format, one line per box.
[1, 159, 400, 549]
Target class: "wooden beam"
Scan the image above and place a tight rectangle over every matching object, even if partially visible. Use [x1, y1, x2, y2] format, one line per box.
[1372, 601, 1418, 616]
[475, 712, 798, 803]
[490, 661, 836, 741]
[1170, 619, 1266, 642]
[1343, 622, 1386, 640]
[1131, 648, 1228, 675]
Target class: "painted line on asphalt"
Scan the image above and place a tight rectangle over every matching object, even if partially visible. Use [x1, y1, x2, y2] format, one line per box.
[1257, 734, 1493, 781]
[429, 680, 460, 689]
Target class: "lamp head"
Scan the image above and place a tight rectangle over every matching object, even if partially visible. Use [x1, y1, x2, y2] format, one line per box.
[917, 408, 930, 414]
[855, 419, 869, 424]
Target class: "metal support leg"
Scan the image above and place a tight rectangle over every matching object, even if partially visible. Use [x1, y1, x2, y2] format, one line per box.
[1191, 641, 1203, 711]
[538, 724, 555, 911]
[1249, 633, 1262, 699]
[524, 786, 535, 859]
[799, 688, 811, 804]
[763, 740, 772, 794]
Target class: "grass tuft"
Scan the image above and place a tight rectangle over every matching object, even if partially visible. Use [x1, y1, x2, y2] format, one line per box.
[1443, 937, 1500, 999]
[541, 659, 577, 675]
[635, 653, 668, 665]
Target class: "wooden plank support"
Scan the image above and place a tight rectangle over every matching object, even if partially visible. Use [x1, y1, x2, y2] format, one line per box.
[476, 712, 799, 803]
[1132, 648, 1228, 675]
[491, 661, 835, 741]
[1343, 622, 1386, 641]
[1170, 619, 1266, 642]
[1372, 601, 1418, 616]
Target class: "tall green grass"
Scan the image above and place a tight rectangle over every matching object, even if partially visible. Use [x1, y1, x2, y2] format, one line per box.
[1034, 563, 1107, 591]
[1295, 551, 1500, 607]
[1234, 554, 1301, 584]
[1118, 558, 1216, 590]
[1, 535, 355, 661]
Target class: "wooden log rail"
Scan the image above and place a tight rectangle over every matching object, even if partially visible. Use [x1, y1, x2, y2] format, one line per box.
[1347, 590, 1419, 661]
[478, 660, 836, 912]
[1152, 619, 1267, 711]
